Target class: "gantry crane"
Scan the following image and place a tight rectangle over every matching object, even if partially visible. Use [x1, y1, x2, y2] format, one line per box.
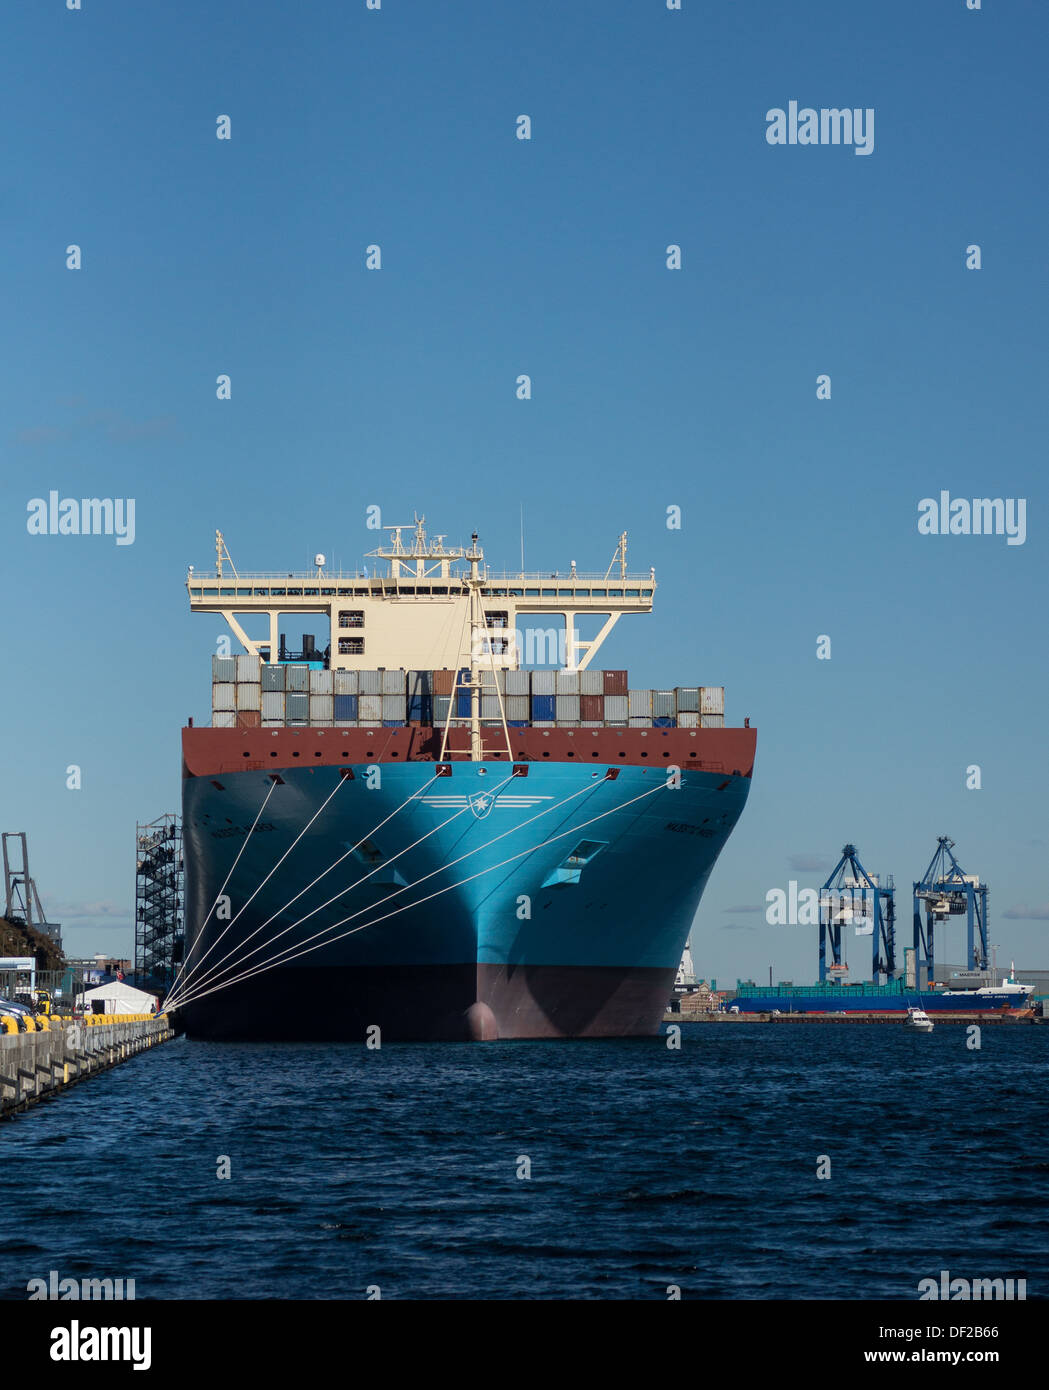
[912, 836, 988, 987]
[819, 844, 896, 983]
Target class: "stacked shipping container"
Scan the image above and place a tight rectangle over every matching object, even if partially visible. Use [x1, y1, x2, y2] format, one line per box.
[212, 660, 728, 731]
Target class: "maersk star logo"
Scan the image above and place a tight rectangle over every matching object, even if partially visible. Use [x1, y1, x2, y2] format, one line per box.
[468, 790, 494, 820]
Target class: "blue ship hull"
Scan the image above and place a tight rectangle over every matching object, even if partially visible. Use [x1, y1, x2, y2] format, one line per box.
[733, 986, 1030, 1015]
[175, 752, 753, 1040]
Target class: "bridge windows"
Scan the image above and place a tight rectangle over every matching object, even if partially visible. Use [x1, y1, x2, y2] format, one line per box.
[338, 611, 365, 628]
[338, 637, 365, 655]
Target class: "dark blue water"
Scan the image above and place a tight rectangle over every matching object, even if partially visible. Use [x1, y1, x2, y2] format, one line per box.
[4, 1024, 1047, 1300]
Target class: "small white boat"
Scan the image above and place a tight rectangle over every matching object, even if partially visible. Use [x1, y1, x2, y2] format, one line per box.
[905, 1006, 934, 1032]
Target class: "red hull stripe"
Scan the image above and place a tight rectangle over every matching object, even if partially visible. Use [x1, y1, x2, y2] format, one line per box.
[182, 725, 757, 779]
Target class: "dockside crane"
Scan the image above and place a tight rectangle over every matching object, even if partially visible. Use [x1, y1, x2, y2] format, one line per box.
[912, 836, 988, 987]
[818, 844, 896, 984]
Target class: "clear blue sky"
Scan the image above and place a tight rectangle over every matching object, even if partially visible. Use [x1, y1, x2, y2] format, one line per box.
[2, 0, 1045, 981]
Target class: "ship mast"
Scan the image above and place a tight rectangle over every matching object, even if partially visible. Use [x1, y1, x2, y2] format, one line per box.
[438, 530, 512, 763]
[466, 531, 484, 762]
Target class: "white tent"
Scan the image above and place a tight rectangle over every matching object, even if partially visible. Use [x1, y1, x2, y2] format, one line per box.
[76, 981, 158, 1015]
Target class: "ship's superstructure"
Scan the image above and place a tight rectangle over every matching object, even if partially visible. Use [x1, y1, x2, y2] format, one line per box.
[169, 521, 756, 1041]
[189, 519, 655, 675]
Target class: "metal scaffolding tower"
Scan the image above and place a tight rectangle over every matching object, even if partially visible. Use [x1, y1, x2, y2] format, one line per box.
[913, 835, 988, 987]
[818, 843, 896, 984]
[135, 815, 184, 989]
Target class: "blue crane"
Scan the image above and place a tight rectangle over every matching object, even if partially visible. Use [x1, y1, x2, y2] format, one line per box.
[912, 836, 989, 986]
[819, 844, 896, 983]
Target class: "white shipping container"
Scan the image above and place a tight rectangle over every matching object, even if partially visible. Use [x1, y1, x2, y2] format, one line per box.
[334, 719, 358, 727]
[212, 710, 236, 728]
[505, 670, 530, 696]
[580, 720, 603, 727]
[531, 670, 555, 695]
[262, 691, 285, 719]
[334, 669, 358, 695]
[382, 695, 406, 719]
[700, 686, 725, 715]
[628, 689, 652, 716]
[310, 695, 334, 721]
[261, 718, 284, 728]
[212, 655, 236, 682]
[310, 669, 334, 694]
[481, 695, 502, 718]
[236, 682, 261, 711]
[212, 682, 235, 710]
[506, 696, 530, 721]
[236, 654, 261, 683]
[555, 695, 580, 721]
[579, 669, 603, 694]
[628, 716, 651, 727]
[532, 720, 556, 728]
[381, 670, 404, 695]
[556, 670, 579, 694]
[359, 670, 382, 694]
[678, 711, 700, 728]
[701, 713, 725, 728]
[604, 695, 629, 720]
[359, 694, 383, 722]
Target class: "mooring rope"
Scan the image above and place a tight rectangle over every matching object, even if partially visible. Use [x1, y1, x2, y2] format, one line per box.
[169, 766, 593, 1009]
[167, 770, 446, 1005]
[170, 775, 670, 1012]
[165, 770, 350, 1006]
[164, 777, 277, 1004]
[168, 767, 518, 1006]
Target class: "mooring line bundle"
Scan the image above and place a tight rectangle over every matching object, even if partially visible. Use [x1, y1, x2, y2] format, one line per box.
[166, 773, 669, 1014]
[166, 767, 520, 1008]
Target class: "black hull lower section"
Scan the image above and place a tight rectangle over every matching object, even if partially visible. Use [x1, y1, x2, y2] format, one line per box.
[176, 963, 677, 1042]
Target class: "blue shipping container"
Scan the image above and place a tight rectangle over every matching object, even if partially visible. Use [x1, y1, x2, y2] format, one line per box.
[652, 716, 677, 728]
[531, 694, 556, 720]
[408, 696, 433, 721]
[334, 694, 358, 720]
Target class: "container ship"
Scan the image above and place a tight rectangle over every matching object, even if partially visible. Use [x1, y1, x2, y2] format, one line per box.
[731, 976, 1034, 1016]
[169, 520, 756, 1041]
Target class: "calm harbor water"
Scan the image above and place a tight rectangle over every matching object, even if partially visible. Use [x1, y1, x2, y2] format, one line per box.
[3, 1024, 1047, 1300]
